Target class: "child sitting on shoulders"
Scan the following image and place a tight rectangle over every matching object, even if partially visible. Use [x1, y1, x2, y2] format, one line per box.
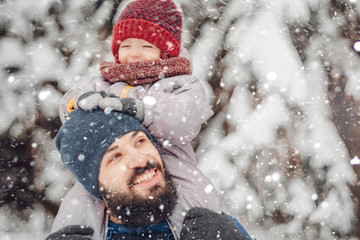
[52, 0, 222, 239]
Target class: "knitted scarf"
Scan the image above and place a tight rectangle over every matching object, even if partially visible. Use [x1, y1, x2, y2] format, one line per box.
[100, 57, 192, 86]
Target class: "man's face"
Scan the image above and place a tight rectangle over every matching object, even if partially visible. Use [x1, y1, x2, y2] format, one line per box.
[98, 131, 177, 227]
[99, 131, 165, 199]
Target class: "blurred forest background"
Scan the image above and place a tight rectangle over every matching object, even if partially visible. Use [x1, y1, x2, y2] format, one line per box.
[0, 0, 360, 239]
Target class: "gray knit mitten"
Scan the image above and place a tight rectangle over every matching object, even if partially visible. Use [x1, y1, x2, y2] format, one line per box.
[46, 225, 94, 240]
[180, 207, 251, 240]
[74, 90, 107, 111]
[98, 96, 145, 122]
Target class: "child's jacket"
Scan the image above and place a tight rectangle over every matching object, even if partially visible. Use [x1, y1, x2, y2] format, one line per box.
[59, 50, 213, 147]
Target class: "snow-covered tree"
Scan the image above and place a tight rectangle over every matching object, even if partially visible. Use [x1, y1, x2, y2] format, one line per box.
[0, 1, 119, 238]
[184, 0, 360, 239]
[0, 0, 359, 239]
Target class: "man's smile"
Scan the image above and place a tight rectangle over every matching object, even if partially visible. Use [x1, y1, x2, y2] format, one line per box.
[132, 169, 159, 188]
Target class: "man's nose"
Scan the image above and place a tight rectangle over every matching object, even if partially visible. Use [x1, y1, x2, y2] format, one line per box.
[126, 148, 148, 169]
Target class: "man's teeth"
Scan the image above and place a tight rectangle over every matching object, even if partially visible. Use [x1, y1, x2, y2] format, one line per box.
[134, 169, 156, 185]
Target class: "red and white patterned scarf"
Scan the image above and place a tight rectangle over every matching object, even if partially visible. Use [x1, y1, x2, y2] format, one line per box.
[100, 57, 192, 86]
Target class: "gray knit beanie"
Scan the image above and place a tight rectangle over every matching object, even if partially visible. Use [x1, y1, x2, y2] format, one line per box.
[55, 109, 155, 199]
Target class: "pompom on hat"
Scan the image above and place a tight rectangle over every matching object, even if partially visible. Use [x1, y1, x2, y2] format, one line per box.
[55, 109, 156, 199]
[111, 0, 182, 63]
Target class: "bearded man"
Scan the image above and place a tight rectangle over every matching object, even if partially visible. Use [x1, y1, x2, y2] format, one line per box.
[47, 109, 251, 240]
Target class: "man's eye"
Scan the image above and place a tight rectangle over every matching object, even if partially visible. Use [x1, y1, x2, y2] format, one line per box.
[120, 45, 130, 48]
[136, 138, 145, 146]
[143, 45, 153, 48]
[110, 153, 121, 162]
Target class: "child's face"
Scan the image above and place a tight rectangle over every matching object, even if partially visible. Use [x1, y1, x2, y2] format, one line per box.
[118, 38, 161, 64]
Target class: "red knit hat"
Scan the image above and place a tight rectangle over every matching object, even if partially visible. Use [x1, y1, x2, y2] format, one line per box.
[111, 0, 182, 63]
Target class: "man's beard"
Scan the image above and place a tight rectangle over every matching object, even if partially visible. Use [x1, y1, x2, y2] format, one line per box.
[99, 162, 178, 228]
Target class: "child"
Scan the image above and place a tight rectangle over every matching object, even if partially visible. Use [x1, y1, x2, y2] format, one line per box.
[52, 0, 222, 239]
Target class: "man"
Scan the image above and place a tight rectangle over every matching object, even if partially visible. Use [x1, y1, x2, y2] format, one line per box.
[47, 109, 251, 239]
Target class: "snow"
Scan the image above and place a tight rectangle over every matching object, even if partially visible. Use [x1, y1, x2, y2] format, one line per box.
[37, 86, 62, 118]
[1, 0, 360, 239]
[309, 188, 355, 234]
[282, 0, 311, 23]
[27, 40, 66, 82]
[0, 204, 51, 240]
[237, 7, 308, 104]
[193, 0, 359, 239]
[190, 21, 222, 97]
[351, 156, 360, 165]
[353, 41, 360, 52]
[0, 38, 26, 68]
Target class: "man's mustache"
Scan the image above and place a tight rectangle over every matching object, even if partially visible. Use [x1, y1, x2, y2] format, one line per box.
[128, 161, 162, 188]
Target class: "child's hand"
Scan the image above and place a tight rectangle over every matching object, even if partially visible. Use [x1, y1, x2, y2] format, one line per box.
[98, 96, 144, 122]
[74, 90, 107, 111]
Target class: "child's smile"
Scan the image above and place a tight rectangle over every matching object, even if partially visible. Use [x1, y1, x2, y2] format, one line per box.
[118, 38, 161, 64]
